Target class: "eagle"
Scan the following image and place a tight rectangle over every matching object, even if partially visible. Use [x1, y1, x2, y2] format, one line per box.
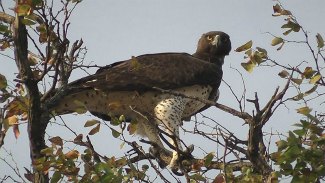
[51, 31, 231, 172]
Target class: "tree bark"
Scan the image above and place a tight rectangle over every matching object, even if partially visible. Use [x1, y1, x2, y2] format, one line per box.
[13, 15, 50, 183]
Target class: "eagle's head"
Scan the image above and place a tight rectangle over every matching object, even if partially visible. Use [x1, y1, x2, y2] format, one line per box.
[194, 31, 231, 64]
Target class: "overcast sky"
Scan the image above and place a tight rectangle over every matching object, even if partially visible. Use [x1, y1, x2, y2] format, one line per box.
[1, 0, 325, 182]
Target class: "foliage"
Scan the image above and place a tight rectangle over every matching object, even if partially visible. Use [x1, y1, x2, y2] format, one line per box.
[0, 0, 324, 183]
[235, 2, 325, 182]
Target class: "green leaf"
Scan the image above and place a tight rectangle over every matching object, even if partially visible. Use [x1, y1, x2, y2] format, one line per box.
[281, 20, 300, 32]
[204, 152, 214, 167]
[0, 74, 7, 89]
[235, 40, 253, 52]
[15, 4, 32, 16]
[110, 116, 121, 126]
[241, 61, 255, 73]
[309, 74, 321, 84]
[21, 18, 36, 25]
[84, 119, 100, 127]
[32, 0, 43, 6]
[40, 147, 54, 156]
[51, 171, 62, 183]
[271, 37, 283, 46]
[276, 140, 288, 151]
[296, 106, 312, 115]
[111, 129, 121, 138]
[293, 129, 306, 137]
[0, 24, 9, 34]
[316, 33, 324, 48]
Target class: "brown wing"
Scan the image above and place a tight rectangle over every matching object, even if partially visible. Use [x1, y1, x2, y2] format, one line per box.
[69, 53, 222, 93]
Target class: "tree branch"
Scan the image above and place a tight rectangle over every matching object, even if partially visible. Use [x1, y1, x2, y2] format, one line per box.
[13, 14, 50, 183]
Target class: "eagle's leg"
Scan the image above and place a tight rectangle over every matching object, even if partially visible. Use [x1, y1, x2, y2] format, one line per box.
[137, 117, 172, 168]
[154, 96, 186, 168]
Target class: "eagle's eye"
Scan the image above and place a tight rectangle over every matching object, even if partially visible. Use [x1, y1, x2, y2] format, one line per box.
[206, 36, 213, 41]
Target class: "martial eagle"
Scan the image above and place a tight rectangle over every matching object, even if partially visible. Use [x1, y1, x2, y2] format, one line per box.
[51, 31, 231, 172]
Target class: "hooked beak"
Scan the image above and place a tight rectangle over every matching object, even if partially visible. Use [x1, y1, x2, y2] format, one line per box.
[211, 35, 220, 46]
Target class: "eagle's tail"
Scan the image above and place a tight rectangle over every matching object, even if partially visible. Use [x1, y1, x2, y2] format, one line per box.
[48, 87, 108, 117]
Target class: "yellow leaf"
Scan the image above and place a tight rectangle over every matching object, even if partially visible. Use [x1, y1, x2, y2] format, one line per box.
[256, 47, 268, 57]
[309, 74, 321, 84]
[119, 115, 125, 122]
[296, 106, 312, 115]
[252, 51, 263, 64]
[271, 37, 283, 46]
[316, 33, 324, 48]
[15, 4, 32, 16]
[235, 40, 253, 52]
[241, 61, 255, 73]
[302, 67, 316, 79]
[65, 150, 79, 159]
[84, 119, 100, 127]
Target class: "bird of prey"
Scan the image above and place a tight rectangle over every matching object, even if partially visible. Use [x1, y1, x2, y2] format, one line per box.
[51, 31, 231, 171]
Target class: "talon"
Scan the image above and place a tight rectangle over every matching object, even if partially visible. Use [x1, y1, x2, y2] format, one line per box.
[172, 167, 184, 176]
[149, 146, 172, 168]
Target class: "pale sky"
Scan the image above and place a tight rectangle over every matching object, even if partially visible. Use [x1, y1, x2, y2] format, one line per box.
[1, 0, 325, 182]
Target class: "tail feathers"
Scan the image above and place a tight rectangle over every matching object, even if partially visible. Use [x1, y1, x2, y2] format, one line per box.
[50, 89, 108, 116]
